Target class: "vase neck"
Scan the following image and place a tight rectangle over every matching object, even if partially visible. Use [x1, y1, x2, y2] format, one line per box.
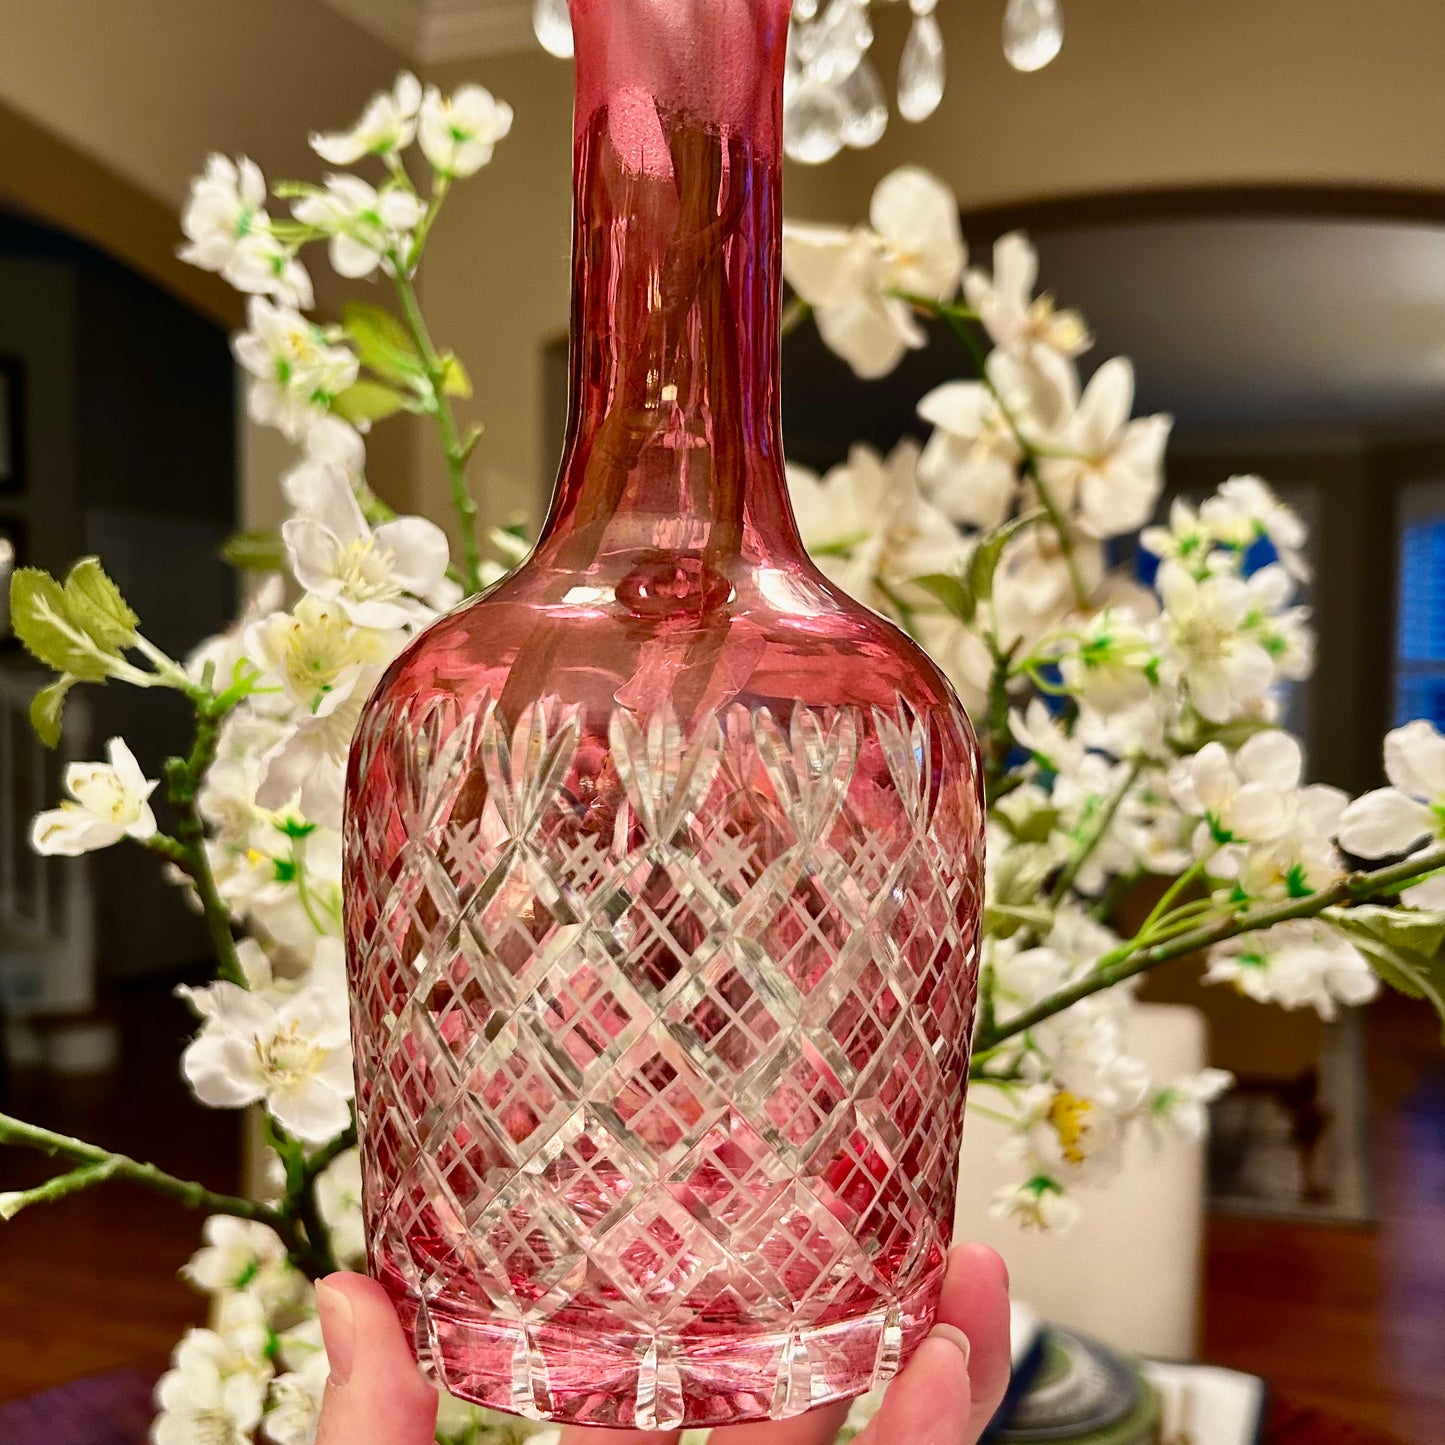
[537, 0, 799, 575]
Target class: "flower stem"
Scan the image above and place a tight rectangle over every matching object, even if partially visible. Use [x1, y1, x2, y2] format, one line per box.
[895, 291, 1090, 607]
[0, 1111, 300, 1245]
[265, 1119, 341, 1280]
[1049, 758, 1145, 905]
[391, 268, 485, 595]
[982, 636, 1020, 804]
[163, 694, 244, 987]
[976, 845, 1445, 1050]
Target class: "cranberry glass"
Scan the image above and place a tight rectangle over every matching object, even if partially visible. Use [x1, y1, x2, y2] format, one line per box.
[343, 0, 984, 1427]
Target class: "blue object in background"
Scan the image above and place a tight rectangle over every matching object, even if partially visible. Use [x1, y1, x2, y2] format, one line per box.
[1395, 517, 1445, 728]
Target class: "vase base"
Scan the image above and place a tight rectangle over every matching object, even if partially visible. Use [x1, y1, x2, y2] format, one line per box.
[381, 1261, 945, 1429]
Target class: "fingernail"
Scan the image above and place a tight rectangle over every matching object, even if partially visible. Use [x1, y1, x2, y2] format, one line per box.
[316, 1280, 356, 1387]
[927, 1323, 972, 1369]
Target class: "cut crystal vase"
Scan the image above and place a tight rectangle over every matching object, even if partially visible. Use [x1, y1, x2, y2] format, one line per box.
[343, 0, 985, 1428]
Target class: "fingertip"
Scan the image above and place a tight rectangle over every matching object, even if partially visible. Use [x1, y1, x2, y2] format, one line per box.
[952, 1242, 1009, 1293]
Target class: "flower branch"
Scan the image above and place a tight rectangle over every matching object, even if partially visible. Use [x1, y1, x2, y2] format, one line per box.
[0, 1112, 302, 1249]
[977, 844, 1445, 1051]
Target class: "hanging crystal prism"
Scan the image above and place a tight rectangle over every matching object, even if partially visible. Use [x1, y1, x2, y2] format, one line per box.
[532, 0, 573, 59]
[898, 0, 945, 123]
[838, 57, 889, 148]
[1003, 0, 1064, 72]
[783, 81, 849, 164]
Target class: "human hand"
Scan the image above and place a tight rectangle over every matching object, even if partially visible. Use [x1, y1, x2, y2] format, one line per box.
[314, 1242, 1011, 1445]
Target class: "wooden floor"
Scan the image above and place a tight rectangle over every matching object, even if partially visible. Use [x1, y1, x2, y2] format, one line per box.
[0, 984, 1442, 1438]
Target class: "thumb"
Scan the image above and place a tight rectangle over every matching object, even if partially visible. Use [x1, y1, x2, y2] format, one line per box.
[315, 1273, 440, 1445]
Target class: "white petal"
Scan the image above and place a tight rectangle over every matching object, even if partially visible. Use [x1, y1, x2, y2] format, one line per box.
[1338, 789, 1436, 857]
[870, 166, 965, 300]
[780, 223, 859, 308]
[270, 1078, 352, 1144]
[815, 294, 914, 380]
[374, 516, 451, 592]
[917, 380, 989, 437]
[1235, 729, 1303, 790]
[182, 1034, 268, 1109]
[1384, 719, 1445, 801]
[31, 809, 124, 856]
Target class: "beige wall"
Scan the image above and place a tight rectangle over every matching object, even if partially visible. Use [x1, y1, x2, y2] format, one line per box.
[850, 0, 1445, 210]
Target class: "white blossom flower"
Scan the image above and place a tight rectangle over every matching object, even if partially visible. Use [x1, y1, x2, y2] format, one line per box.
[1244, 563, 1314, 684]
[988, 526, 1106, 664]
[316, 1148, 366, 1271]
[250, 595, 397, 715]
[153, 1327, 270, 1445]
[1157, 561, 1276, 724]
[1037, 358, 1172, 539]
[1171, 732, 1300, 876]
[291, 175, 426, 280]
[1200, 475, 1310, 582]
[418, 84, 515, 177]
[989, 1176, 1081, 1232]
[310, 72, 422, 164]
[787, 441, 961, 613]
[1140, 496, 1219, 576]
[1009, 698, 1087, 776]
[31, 738, 158, 856]
[965, 231, 1092, 366]
[1047, 608, 1159, 715]
[1169, 732, 1345, 902]
[189, 575, 285, 692]
[179, 953, 354, 1143]
[283, 465, 459, 628]
[180, 155, 313, 308]
[915, 376, 1021, 530]
[1206, 920, 1378, 1018]
[1339, 719, 1445, 907]
[782, 166, 965, 378]
[183, 1216, 290, 1297]
[263, 1349, 330, 1445]
[1144, 1068, 1234, 1146]
[233, 298, 359, 442]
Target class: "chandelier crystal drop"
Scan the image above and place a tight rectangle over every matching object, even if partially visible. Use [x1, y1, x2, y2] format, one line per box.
[1002, 0, 1064, 73]
[531, 0, 1067, 164]
[532, 0, 574, 58]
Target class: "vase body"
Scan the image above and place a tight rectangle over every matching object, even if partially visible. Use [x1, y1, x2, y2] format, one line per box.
[343, 0, 984, 1427]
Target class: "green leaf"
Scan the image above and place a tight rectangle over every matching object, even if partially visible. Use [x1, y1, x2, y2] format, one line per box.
[439, 353, 472, 399]
[63, 557, 138, 652]
[220, 530, 287, 572]
[10, 569, 111, 681]
[331, 381, 408, 425]
[964, 508, 1043, 619]
[1328, 905, 1445, 1037]
[29, 674, 77, 749]
[908, 509, 1043, 626]
[912, 573, 972, 621]
[341, 302, 422, 386]
[984, 902, 1055, 940]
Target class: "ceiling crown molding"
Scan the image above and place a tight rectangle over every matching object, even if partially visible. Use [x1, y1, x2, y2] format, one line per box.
[318, 0, 537, 63]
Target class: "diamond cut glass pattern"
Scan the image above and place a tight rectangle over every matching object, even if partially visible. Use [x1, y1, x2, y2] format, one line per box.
[344, 0, 983, 1427]
[348, 695, 981, 1426]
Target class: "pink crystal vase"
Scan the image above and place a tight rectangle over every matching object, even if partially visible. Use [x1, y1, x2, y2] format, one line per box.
[343, 0, 984, 1427]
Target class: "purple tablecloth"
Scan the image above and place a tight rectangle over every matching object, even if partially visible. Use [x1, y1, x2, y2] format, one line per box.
[0, 1370, 154, 1445]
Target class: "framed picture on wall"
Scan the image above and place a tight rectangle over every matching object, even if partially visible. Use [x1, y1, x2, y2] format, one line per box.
[0, 358, 23, 493]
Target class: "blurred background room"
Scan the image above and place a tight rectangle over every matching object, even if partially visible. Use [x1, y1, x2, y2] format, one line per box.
[0, 2, 1442, 1442]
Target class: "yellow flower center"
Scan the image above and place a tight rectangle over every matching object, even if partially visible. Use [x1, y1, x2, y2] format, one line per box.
[1048, 1090, 1094, 1165]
